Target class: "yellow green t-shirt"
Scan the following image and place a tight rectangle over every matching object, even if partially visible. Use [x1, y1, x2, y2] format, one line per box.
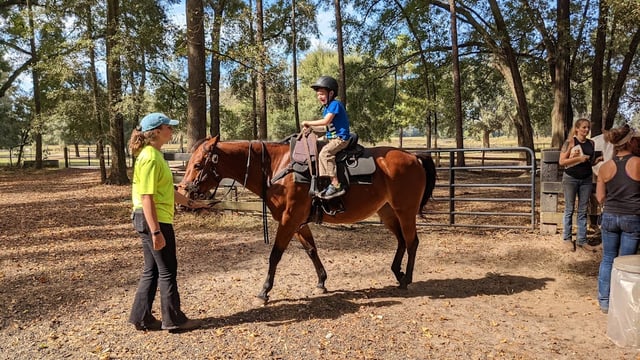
[131, 145, 175, 224]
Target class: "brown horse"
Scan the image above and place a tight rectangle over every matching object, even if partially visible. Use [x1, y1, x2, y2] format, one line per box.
[179, 135, 436, 305]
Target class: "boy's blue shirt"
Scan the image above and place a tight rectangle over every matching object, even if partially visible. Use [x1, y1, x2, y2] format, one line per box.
[323, 99, 350, 140]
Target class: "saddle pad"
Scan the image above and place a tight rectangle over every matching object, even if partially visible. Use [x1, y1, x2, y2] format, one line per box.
[345, 155, 375, 176]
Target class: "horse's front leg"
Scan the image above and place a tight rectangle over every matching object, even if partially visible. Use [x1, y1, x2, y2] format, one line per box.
[294, 224, 327, 294]
[256, 224, 296, 306]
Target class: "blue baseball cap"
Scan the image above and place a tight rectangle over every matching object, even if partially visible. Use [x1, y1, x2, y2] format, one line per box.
[139, 112, 179, 132]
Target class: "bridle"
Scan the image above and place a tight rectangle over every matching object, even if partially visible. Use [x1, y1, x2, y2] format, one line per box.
[186, 139, 271, 244]
[183, 141, 222, 200]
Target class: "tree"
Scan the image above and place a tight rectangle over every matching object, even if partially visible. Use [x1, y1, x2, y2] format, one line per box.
[0, 93, 31, 166]
[187, 0, 207, 148]
[81, 0, 108, 181]
[334, 0, 347, 106]
[106, 0, 129, 185]
[208, 0, 228, 138]
[432, 1, 535, 151]
[392, 0, 436, 148]
[291, 0, 300, 129]
[26, 0, 43, 169]
[550, 0, 572, 148]
[449, 0, 464, 165]
[591, 0, 608, 136]
[255, 0, 268, 139]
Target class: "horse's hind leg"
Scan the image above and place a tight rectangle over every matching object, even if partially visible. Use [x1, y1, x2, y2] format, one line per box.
[377, 204, 407, 284]
[294, 224, 328, 294]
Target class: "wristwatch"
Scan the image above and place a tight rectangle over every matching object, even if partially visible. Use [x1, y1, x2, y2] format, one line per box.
[152, 230, 162, 236]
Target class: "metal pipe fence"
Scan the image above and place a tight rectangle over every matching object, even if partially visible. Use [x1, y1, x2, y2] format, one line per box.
[1, 145, 538, 230]
[411, 147, 537, 230]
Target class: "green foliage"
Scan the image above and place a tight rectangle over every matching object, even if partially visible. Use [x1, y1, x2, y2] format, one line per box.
[220, 106, 253, 140]
[0, 93, 31, 151]
[1, 0, 640, 152]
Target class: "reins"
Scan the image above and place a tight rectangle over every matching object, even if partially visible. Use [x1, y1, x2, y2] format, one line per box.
[246, 141, 270, 245]
[194, 139, 271, 245]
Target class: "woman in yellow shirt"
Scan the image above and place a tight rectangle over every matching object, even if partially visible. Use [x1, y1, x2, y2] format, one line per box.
[128, 112, 208, 332]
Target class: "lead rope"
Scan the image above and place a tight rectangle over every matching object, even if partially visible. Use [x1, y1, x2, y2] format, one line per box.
[243, 141, 252, 188]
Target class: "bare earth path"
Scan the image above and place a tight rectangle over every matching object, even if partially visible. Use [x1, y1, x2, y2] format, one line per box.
[0, 168, 638, 359]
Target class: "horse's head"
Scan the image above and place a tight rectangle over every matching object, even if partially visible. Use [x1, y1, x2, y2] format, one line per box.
[179, 135, 223, 200]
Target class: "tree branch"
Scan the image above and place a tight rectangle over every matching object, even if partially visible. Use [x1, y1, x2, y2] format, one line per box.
[145, 67, 187, 93]
[0, 58, 33, 97]
[0, 0, 42, 9]
[0, 39, 31, 56]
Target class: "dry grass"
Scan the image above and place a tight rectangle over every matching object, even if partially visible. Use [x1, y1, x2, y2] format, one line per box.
[2, 167, 633, 360]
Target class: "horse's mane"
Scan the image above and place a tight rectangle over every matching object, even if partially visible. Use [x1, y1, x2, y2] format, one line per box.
[190, 137, 208, 152]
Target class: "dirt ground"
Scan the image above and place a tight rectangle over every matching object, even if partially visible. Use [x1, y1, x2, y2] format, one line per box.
[0, 168, 638, 360]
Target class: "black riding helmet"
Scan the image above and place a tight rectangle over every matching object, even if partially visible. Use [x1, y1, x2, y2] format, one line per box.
[310, 76, 339, 97]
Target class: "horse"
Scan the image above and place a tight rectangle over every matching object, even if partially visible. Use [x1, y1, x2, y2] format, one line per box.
[179, 135, 436, 305]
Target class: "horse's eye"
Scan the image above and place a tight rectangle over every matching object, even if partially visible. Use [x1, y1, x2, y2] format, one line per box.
[194, 163, 202, 170]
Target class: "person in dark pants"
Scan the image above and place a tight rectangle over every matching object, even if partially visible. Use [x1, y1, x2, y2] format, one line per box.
[595, 124, 640, 314]
[559, 118, 601, 252]
[128, 112, 209, 332]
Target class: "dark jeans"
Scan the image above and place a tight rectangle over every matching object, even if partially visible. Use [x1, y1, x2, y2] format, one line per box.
[597, 212, 640, 311]
[129, 211, 187, 329]
[562, 173, 592, 244]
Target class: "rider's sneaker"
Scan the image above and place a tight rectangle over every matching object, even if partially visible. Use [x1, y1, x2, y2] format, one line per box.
[319, 184, 345, 199]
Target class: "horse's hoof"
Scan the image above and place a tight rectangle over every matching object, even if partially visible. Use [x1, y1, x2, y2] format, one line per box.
[312, 286, 328, 295]
[394, 272, 406, 283]
[253, 296, 269, 307]
[398, 282, 409, 290]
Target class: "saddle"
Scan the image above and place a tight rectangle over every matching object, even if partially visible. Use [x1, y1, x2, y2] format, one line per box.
[271, 130, 377, 222]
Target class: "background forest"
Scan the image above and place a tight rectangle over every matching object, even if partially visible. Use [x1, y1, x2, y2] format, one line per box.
[1, 0, 639, 184]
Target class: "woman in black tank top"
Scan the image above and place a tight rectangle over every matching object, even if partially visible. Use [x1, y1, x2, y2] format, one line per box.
[594, 124, 640, 314]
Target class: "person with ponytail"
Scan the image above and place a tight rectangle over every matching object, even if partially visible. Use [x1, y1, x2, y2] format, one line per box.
[128, 112, 209, 332]
[595, 124, 640, 313]
[559, 118, 601, 252]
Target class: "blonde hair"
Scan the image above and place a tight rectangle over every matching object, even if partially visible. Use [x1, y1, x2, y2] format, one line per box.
[572, 118, 591, 137]
[128, 128, 160, 156]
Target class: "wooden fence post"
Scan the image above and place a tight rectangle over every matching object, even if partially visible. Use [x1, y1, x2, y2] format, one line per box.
[540, 149, 561, 234]
[64, 147, 69, 168]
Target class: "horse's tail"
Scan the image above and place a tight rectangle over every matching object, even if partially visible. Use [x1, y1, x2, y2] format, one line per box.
[416, 153, 437, 216]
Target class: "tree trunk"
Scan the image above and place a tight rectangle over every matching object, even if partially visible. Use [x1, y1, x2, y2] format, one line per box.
[394, 0, 432, 149]
[27, 0, 42, 169]
[291, 0, 300, 130]
[550, 0, 571, 148]
[591, 1, 608, 135]
[85, 4, 106, 182]
[334, 0, 347, 106]
[449, 0, 465, 166]
[187, 0, 208, 148]
[489, 0, 535, 155]
[256, 0, 268, 139]
[604, 28, 640, 129]
[248, 0, 257, 139]
[209, 0, 226, 138]
[106, 0, 129, 185]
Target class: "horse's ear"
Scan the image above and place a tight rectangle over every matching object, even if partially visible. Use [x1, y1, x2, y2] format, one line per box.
[211, 135, 220, 147]
[202, 135, 220, 152]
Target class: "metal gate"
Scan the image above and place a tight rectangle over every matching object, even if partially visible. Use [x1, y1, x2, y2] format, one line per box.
[412, 147, 537, 230]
